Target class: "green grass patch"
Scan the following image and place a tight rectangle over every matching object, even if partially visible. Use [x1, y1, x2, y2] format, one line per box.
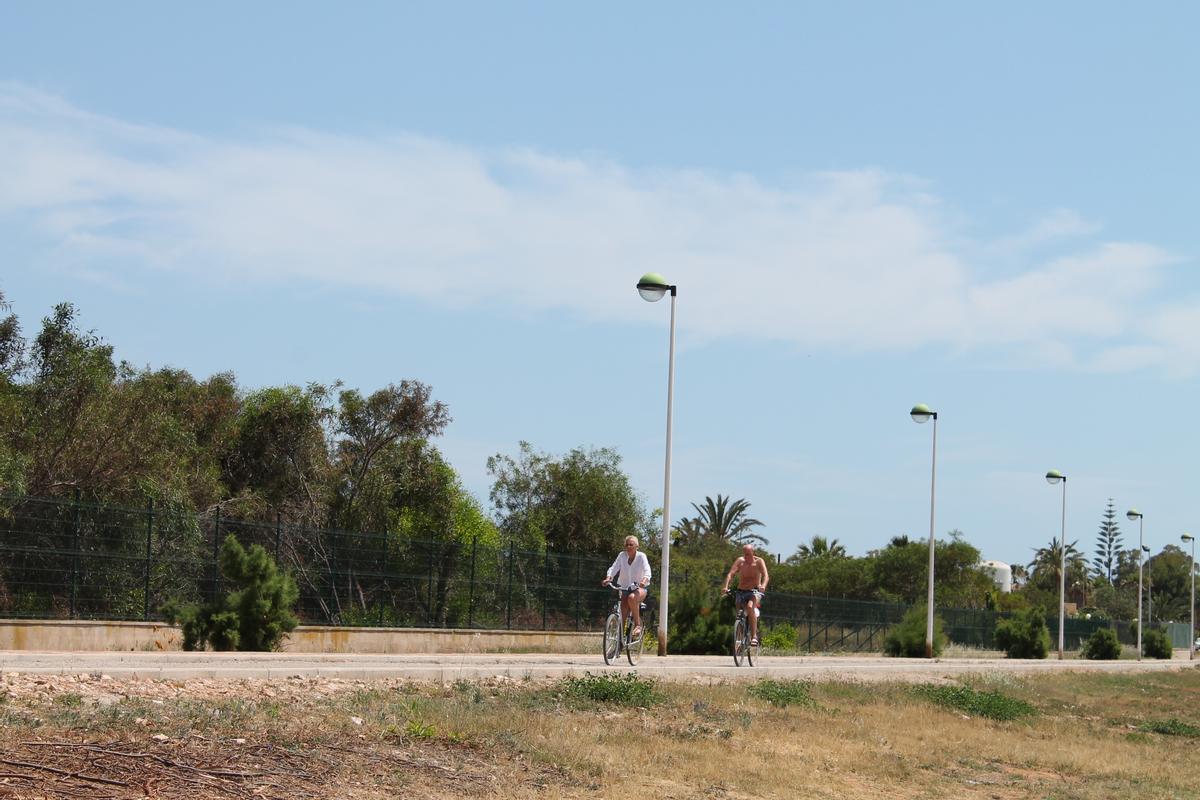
[913, 684, 1037, 721]
[1138, 718, 1200, 737]
[747, 679, 816, 708]
[558, 673, 661, 707]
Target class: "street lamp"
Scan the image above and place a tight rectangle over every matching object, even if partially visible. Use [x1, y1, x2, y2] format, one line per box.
[1143, 545, 1153, 627]
[1127, 509, 1144, 660]
[910, 404, 938, 658]
[1045, 470, 1067, 659]
[1182, 534, 1195, 660]
[637, 272, 676, 657]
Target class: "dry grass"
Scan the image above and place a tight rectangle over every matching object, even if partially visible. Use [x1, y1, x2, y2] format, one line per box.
[2, 668, 1199, 799]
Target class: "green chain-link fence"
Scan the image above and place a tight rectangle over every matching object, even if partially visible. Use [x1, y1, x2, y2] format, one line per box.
[0, 495, 1110, 650]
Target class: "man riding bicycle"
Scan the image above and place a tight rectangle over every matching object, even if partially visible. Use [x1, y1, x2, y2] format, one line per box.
[721, 544, 770, 646]
[600, 535, 652, 639]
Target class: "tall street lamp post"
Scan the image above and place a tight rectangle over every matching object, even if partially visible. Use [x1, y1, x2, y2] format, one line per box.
[910, 404, 938, 658]
[1127, 509, 1144, 660]
[1143, 545, 1153, 626]
[637, 273, 676, 657]
[1183, 534, 1196, 661]
[1045, 470, 1067, 659]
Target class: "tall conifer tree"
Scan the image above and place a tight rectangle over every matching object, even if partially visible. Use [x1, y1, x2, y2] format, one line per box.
[1093, 498, 1123, 583]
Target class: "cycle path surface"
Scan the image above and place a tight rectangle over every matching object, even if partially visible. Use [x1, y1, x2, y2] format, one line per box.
[1, 650, 1194, 682]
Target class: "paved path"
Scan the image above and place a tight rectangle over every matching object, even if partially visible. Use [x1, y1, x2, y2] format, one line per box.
[1, 650, 1195, 682]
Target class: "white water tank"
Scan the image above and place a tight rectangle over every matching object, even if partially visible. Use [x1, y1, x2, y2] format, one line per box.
[980, 560, 1013, 593]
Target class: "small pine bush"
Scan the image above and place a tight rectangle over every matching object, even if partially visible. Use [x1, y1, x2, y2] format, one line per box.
[667, 577, 733, 655]
[993, 607, 1050, 659]
[761, 622, 798, 651]
[163, 534, 299, 651]
[1142, 627, 1173, 659]
[884, 605, 945, 657]
[1082, 627, 1122, 660]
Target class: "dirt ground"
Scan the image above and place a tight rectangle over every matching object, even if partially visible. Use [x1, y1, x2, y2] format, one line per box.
[2, 668, 1199, 799]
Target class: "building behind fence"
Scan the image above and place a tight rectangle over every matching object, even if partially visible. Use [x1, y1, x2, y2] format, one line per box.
[0, 495, 1108, 651]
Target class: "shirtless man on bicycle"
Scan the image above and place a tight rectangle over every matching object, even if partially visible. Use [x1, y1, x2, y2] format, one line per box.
[721, 544, 769, 646]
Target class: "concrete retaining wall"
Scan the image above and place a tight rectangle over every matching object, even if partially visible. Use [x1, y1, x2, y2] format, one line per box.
[0, 619, 599, 654]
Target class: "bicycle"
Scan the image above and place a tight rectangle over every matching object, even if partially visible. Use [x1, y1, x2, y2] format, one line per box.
[602, 584, 648, 666]
[727, 589, 762, 667]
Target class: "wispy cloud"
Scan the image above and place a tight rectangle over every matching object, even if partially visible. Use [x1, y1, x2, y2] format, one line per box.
[1, 82, 1193, 371]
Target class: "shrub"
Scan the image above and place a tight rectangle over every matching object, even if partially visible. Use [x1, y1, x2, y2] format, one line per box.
[761, 622, 798, 651]
[993, 607, 1049, 659]
[913, 684, 1036, 721]
[884, 605, 945, 657]
[162, 534, 299, 651]
[559, 673, 660, 707]
[668, 577, 733, 655]
[1081, 627, 1122, 660]
[748, 679, 815, 708]
[1142, 627, 1173, 660]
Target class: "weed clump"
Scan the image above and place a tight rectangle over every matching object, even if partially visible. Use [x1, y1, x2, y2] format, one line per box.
[884, 605, 945, 657]
[747, 679, 815, 708]
[559, 673, 661, 707]
[1138, 718, 1200, 737]
[1081, 627, 1122, 660]
[913, 684, 1036, 721]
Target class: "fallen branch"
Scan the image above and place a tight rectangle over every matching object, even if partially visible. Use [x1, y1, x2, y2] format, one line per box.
[0, 758, 129, 788]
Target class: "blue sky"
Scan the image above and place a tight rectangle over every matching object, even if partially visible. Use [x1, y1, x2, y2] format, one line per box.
[2, 3, 1198, 567]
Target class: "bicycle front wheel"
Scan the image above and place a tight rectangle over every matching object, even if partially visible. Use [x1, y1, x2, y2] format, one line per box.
[603, 612, 621, 665]
[626, 620, 645, 666]
[747, 625, 759, 666]
[733, 616, 747, 666]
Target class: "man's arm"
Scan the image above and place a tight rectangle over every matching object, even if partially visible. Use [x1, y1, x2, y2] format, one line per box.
[721, 558, 743, 592]
[758, 558, 770, 592]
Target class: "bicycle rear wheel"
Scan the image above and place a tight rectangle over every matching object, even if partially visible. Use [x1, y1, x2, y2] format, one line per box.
[603, 612, 621, 665]
[733, 616, 747, 666]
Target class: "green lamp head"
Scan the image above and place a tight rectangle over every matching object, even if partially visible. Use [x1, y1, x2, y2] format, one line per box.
[910, 404, 935, 424]
[637, 272, 670, 302]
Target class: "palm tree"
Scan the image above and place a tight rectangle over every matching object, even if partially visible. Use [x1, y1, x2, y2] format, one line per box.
[689, 494, 767, 546]
[1029, 537, 1090, 604]
[793, 535, 846, 560]
[1029, 537, 1085, 576]
[671, 516, 705, 548]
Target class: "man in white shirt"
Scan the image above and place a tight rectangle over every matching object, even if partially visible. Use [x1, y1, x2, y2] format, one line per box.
[601, 535, 652, 638]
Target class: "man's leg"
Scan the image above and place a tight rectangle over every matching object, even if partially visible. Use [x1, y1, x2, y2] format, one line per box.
[747, 598, 758, 642]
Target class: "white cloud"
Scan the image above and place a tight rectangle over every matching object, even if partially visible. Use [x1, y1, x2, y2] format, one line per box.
[1, 83, 1195, 371]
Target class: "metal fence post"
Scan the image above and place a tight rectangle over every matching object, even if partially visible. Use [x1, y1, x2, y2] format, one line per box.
[143, 498, 154, 620]
[70, 488, 81, 618]
[427, 539, 436, 627]
[574, 556, 582, 631]
[505, 543, 514, 630]
[379, 529, 389, 627]
[211, 506, 221, 602]
[467, 534, 477, 628]
[542, 549, 549, 631]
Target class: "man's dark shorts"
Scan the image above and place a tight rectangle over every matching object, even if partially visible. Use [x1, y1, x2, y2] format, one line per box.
[735, 589, 763, 607]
